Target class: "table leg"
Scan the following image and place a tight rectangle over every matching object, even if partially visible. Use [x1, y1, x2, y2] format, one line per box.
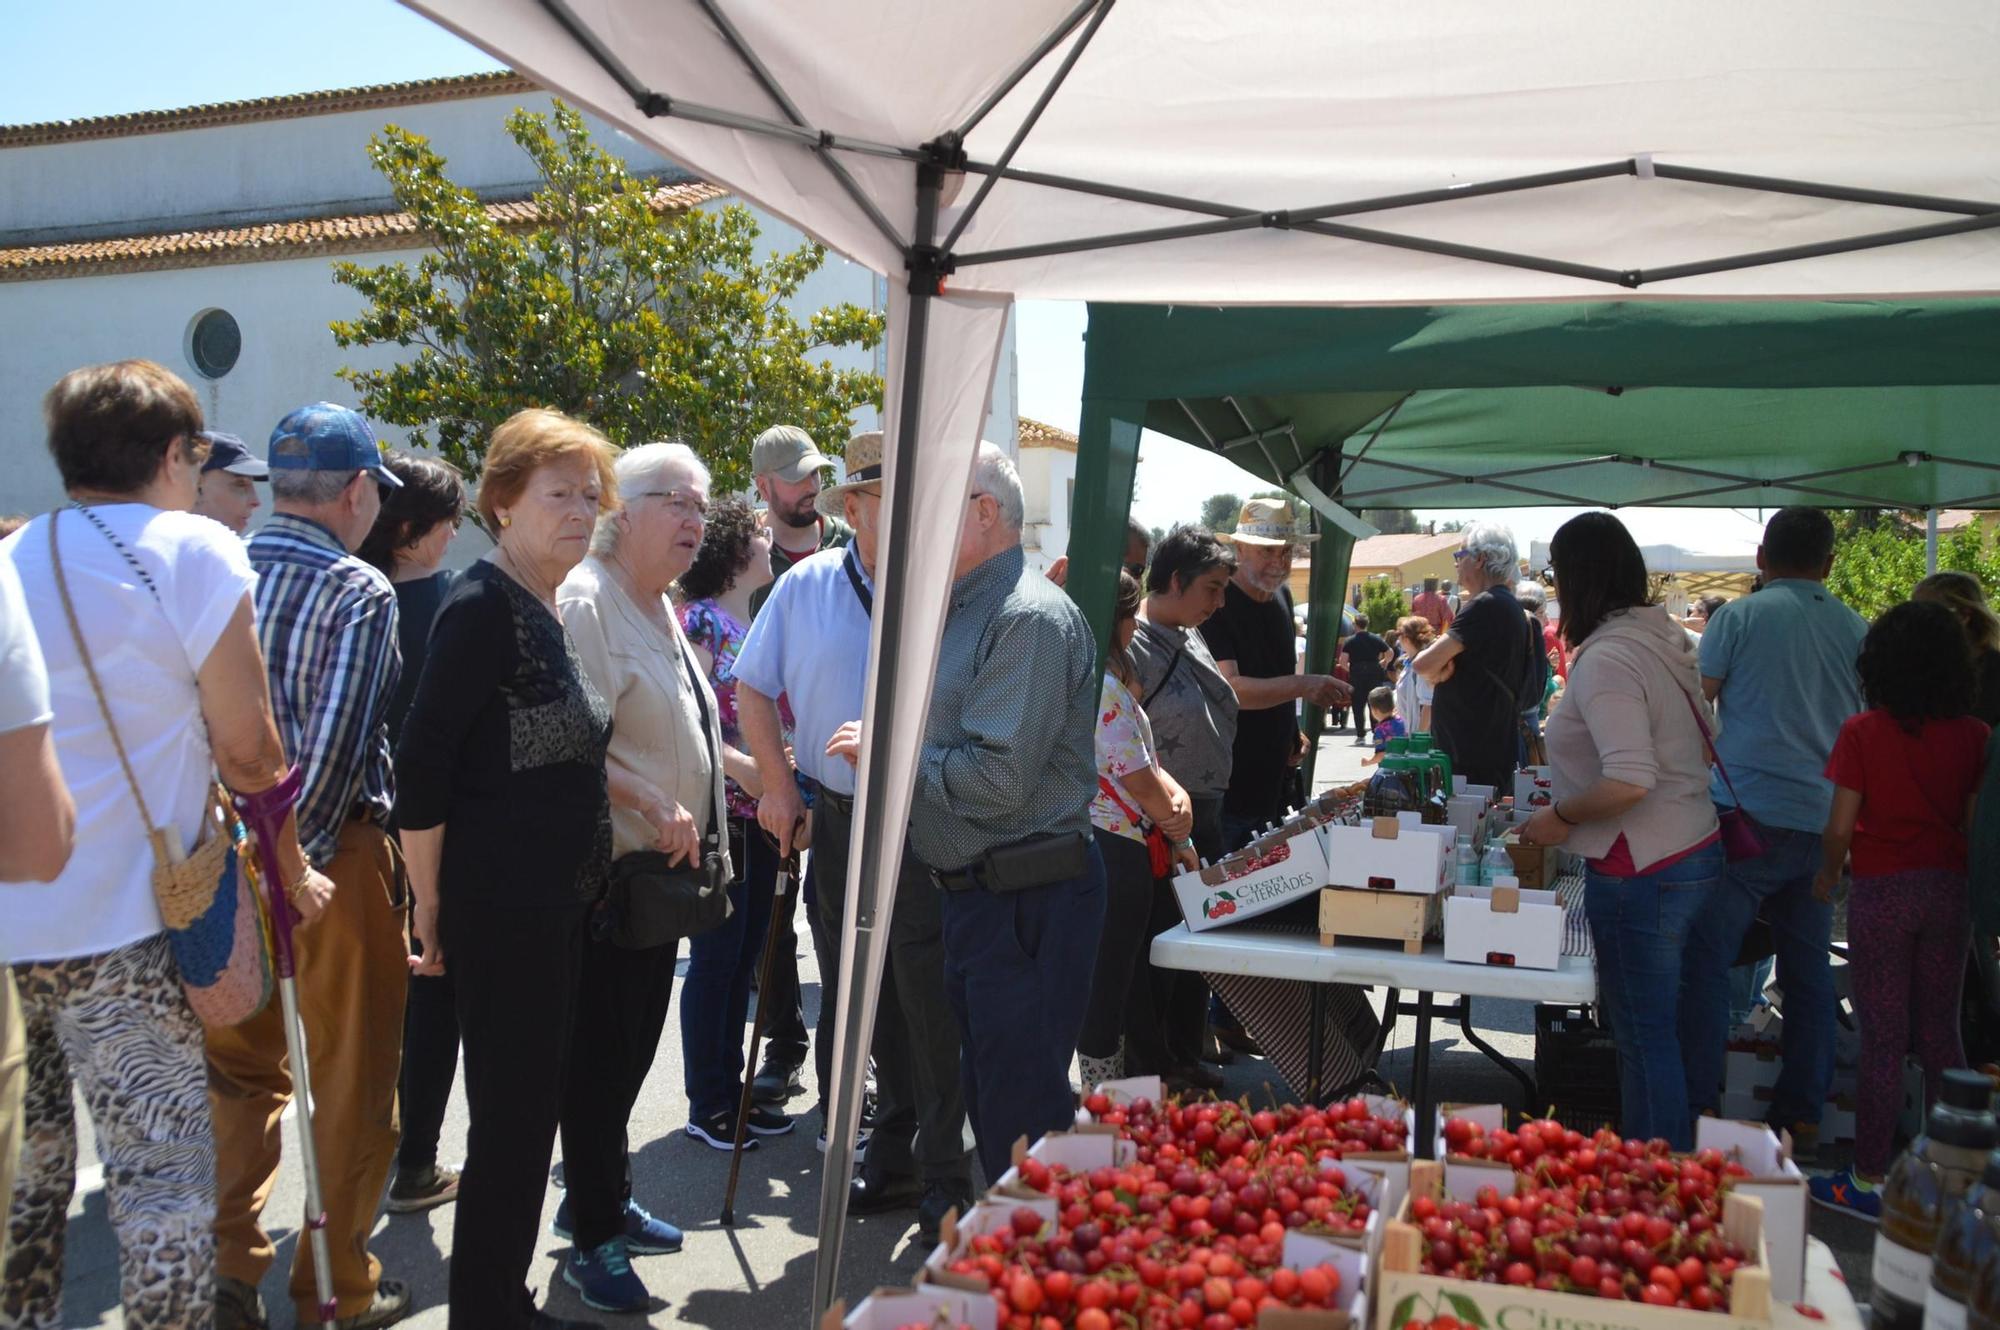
[1412, 989, 1435, 1160]
[1456, 996, 1539, 1112]
[1307, 982, 1327, 1104]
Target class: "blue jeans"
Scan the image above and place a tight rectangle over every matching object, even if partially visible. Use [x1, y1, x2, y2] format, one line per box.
[941, 844, 1107, 1181]
[1680, 825, 1837, 1128]
[680, 821, 779, 1120]
[1585, 843, 1723, 1151]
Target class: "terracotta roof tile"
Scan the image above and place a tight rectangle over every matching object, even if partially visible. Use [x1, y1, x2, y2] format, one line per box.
[1018, 416, 1078, 451]
[0, 181, 729, 282]
[1349, 531, 1463, 566]
[0, 72, 536, 149]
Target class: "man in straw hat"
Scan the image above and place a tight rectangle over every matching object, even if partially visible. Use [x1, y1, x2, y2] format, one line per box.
[734, 430, 976, 1242]
[1205, 497, 1351, 850]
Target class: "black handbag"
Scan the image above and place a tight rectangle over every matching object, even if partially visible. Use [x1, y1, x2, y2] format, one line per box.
[599, 636, 733, 949]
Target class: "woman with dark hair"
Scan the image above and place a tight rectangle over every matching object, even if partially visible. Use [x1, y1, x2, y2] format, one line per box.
[1076, 572, 1199, 1086]
[358, 450, 470, 1213]
[1125, 524, 1238, 1087]
[676, 496, 794, 1148]
[1520, 512, 1721, 1150]
[1915, 570, 2000, 726]
[1808, 600, 1988, 1217]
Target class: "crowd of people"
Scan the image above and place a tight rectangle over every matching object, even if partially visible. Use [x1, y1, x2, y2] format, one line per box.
[1, 357, 1997, 1329]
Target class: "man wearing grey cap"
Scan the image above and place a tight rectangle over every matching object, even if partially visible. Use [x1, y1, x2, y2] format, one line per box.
[749, 425, 850, 619]
[210, 404, 412, 1330]
[193, 430, 268, 535]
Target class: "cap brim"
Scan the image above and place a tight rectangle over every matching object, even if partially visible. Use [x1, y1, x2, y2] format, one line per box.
[771, 453, 834, 485]
[1226, 531, 1316, 546]
[367, 464, 404, 490]
[222, 458, 270, 478]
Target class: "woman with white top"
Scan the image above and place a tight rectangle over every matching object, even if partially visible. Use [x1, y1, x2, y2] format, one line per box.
[0, 360, 325, 1330]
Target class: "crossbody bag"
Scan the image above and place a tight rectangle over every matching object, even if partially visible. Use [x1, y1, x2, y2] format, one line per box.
[1678, 689, 1768, 862]
[47, 508, 274, 1026]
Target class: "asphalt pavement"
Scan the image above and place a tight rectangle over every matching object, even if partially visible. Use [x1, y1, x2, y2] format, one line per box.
[43, 731, 1877, 1326]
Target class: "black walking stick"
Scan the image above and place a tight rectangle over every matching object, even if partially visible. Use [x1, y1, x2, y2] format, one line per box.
[722, 834, 802, 1226]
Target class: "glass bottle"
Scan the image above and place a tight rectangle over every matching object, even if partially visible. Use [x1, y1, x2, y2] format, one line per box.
[1875, 1069, 2000, 1330]
[1930, 1149, 2000, 1330]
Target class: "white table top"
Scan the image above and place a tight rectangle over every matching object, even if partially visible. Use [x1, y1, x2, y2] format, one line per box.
[1150, 923, 1597, 1003]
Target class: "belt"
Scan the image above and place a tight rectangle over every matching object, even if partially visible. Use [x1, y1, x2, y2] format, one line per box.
[804, 778, 855, 816]
[930, 864, 984, 893]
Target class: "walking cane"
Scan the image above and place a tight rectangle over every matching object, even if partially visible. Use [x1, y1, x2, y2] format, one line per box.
[234, 769, 339, 1326]
[721, 835, 802, 1226]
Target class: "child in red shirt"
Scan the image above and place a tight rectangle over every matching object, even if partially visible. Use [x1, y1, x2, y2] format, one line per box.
[1810, 600, 1990, 1217]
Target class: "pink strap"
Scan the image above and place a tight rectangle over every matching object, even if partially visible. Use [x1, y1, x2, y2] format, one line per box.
[1098, 775, 1150, 829]
[1680, 691, 1747, 808]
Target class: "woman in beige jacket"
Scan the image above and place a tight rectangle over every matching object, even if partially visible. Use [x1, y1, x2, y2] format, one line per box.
[1520, 511, 1722, 1150]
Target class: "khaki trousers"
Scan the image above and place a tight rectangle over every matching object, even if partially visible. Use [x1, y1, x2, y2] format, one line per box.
[0, 970, 20, 1271]
[207, 820, 407, 1322]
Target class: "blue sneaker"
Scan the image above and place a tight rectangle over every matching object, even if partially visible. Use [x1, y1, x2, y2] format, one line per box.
[1809, 1167, 1882, 1222]
[563, 1236, 650, 1313]
[551, 1197, 684, 1254]
[621, 1200, 684, 1255]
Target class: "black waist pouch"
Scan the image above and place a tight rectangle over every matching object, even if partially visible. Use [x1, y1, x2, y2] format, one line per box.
[981, 830, 1090, 894]
[600, 847, 730, 948]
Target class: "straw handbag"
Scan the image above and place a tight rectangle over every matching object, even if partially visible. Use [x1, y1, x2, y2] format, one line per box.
[48, 510, 274, 1027]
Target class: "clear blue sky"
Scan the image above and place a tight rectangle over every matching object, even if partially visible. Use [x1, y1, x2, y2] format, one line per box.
[3, 1, 1767, 550]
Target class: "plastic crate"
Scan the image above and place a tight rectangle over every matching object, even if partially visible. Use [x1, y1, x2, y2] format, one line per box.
[1533, 1003, 1620, 1132]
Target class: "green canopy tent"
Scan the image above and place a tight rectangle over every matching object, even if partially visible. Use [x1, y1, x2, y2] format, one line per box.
[1067, 299, 2000, 779]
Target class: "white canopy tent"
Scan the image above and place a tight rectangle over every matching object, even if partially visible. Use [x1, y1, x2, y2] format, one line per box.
[398, 0, 2000, 1313]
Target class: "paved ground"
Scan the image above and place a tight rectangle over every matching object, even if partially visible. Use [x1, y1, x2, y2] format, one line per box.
[45, 733, 1877, 1327]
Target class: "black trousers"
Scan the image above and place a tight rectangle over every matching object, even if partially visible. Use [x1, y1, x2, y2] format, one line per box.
[814, 796, 973, 1183]
[1079, 827, 1160, 1059]
[758, 892, 811, 1068]
[558, 924, 681, 1250]
[1125, 796, 1222, 1073]
[397, 966, 458, 1177]
[446, 902, 587, 1330]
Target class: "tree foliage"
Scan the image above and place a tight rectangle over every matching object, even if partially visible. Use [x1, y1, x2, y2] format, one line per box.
[1826, 517, 2000, 621]
[1199, 492, 1243, 533]
[330, 102, 885, 490]
[1359, 578, 1410, 637]
[1362, 508, 1422, 535]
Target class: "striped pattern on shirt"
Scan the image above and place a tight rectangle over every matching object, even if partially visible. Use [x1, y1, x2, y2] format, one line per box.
[248, 513, 401, 866]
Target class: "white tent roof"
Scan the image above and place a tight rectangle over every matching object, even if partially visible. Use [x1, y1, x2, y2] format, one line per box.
[397, 0, 2000, 1313]
[408, 0, 2000, 304]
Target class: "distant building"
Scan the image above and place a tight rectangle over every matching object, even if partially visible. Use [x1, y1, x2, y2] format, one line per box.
[0, 71, 1017, 527]
[1283, 529, 1461, 606]
[1016, 416, 1077, 574]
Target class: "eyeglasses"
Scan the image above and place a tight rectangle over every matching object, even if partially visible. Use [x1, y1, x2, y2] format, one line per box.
[1453, 548, 1475, 560]
[633, 489, 708, 521]
[1123, 561, 1147, 579]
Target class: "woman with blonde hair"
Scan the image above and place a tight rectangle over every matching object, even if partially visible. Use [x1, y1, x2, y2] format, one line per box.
[397, 408, 619, 1330]
[1394, 614, 1438, 733]
[1915, 570, 2000, 725]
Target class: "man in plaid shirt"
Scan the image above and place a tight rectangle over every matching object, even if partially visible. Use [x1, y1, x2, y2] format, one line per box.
[208, 404, 413, 1330]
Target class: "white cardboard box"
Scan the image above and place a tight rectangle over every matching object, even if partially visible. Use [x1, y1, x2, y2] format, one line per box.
[1441, 880, 1563, 970]
[837, 1284, 998, 1330]
[1514, 766, 1555, 808]
[1698, 1117, 1808, 1303]
[1322, 818, 1448, 894]
[1173, 819, 1329, 931]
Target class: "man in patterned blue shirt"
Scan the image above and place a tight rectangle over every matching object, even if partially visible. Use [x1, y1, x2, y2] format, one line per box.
[899, 442, 1106, 1183]
[209, 404, 413, 1330]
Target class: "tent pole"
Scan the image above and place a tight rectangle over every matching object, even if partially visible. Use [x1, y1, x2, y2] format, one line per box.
[1069, 388, 1146, 663]
[1302, 452, 1354, 791]
[1928, 507, 1941, 573]
[810, 160, 946, 1324]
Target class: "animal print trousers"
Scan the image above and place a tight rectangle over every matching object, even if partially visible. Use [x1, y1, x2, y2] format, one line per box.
[1, 933, 215, 1330]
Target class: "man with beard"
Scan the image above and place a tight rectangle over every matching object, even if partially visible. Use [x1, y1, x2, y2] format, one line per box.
[1202, 498, 1350, 849]
[749, 426, 850, 617]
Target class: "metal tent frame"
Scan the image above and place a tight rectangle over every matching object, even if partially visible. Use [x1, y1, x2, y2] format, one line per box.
[474, 0, 2000, 1314]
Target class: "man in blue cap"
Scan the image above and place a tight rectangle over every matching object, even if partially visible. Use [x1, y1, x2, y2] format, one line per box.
[192, 430, 268, 535]
[209, 404, 412, 1330]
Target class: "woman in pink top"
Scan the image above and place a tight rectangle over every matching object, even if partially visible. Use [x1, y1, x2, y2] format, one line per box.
[1521, 512, 1721, 1150]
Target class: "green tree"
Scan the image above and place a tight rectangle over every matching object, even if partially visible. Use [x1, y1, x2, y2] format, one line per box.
[330, 102, 885, 491]
[1199, 492, 1243, 533]
[1361, 508, 1421, 535]
[1359, 577, 1410, 637]
[1826, 518, 2000, 620]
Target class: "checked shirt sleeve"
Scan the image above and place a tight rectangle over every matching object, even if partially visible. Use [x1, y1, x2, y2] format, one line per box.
[293, 582, 401, 865]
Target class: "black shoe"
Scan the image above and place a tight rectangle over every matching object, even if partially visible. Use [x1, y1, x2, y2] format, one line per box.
[1171, 1061, 1227, 1093]
[848, 1168, 924, 1215]
[685, 1108, 763, 1152]
[746, 1104, 795, 1137]
[917, 1180, 977, 1245]
[751, 1058, 806, 1105]
[531, 1314, 604, 1330]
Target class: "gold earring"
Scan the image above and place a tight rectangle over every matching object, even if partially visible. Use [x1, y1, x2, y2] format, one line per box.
[500, 515, 512, 528]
